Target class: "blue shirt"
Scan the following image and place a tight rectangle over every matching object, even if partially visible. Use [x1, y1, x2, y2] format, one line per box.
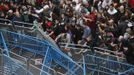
[82, 26, 91, 39]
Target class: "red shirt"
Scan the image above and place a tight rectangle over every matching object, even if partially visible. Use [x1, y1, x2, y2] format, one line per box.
[129, 0, 134, 8]
[47, 21, 53, 27]
[0, 5, 4, 11]
[36, 0, 43, 4]
[84, 12, 97, 31]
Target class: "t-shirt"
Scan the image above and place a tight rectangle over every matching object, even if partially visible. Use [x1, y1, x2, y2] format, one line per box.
[128, 0, 134, 8]
[84, 12, 97, 31]
[102, 0, 112, 8]
[107, 8, 118, 15]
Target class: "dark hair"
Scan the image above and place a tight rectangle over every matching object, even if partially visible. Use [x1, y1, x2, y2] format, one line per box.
[99, 17, 106, 23]
[120, 16, 126, 21]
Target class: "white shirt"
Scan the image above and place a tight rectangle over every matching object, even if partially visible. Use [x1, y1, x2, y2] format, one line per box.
[107, 8, 118, 15]
[102, 0, 112, 8]
[82, 0, 88, 5]
[75, 3, 81, 12]
[35, 5, 49, 14]
[73, 0, 80, 4]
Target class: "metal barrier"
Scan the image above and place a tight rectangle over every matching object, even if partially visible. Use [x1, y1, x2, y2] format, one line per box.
[0, 18, 33, 27]
[0, 32, 9, 56]
[60, 43, 134, 75]
[0, 18, 33, 36]
[13, 51, 59, 75]
[84, 54, 134, 75]
[0, 18, 11, 23]
[60, 43, 126, 63]
[0, 53, 33, 75]
[0, 18, 133, 75]
[41, 44, 83, 75]
[14, 21, 33, 27]
[0, 29, 84, 75]
[0, 18, 59, 49]
[0, 47, 63, 75]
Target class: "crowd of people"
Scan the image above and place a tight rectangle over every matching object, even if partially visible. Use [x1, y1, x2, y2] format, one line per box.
[0, 0, 134, 64]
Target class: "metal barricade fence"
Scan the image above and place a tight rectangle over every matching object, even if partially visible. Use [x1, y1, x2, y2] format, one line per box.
[0, 18, 59, 52]
[0, 48, 62, 75]
[60, 43, 134, 75]
[0, 18, 33, 35]
[0, 18, 58, 49]
[60, 43, 126, 63]
[10, 51, 55, 75]
[0, 29, 54, 74]
[0, 54, 33, 75]
[13, 21, 33, 27]
[41, 45, 84, 75]
[0, 29, 84, 75]
[0, 18, 33, 27]
[0, 18, 11, 24]
[0, 29, 49, 56]
[1, 18, 134, 75]
[84, 54, 134, 75]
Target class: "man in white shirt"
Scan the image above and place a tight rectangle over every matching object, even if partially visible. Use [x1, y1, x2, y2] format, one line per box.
[102, 0, 112, 9]
[55, 32, 72, 57]
[107, 5, 118, 15]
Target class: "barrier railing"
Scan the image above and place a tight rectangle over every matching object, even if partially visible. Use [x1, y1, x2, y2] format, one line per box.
[0, 47, 64, 75]
[60, 43, 119, 54]
[0, 29, 84, 75]
[60, 43, 126, 62]
[1, 18, 133, 75]
[0, 18, 59, 49]
[0, 18, 11, 24]
[0, 18, 33, 27]
[14, 21, 33, 27]
[0, 53, 33, 75]
[84, 54, 134, 75]
[0, 32, 9, 56]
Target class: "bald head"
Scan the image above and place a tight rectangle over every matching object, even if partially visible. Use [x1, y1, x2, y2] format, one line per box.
[119, 5, 125, 12]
